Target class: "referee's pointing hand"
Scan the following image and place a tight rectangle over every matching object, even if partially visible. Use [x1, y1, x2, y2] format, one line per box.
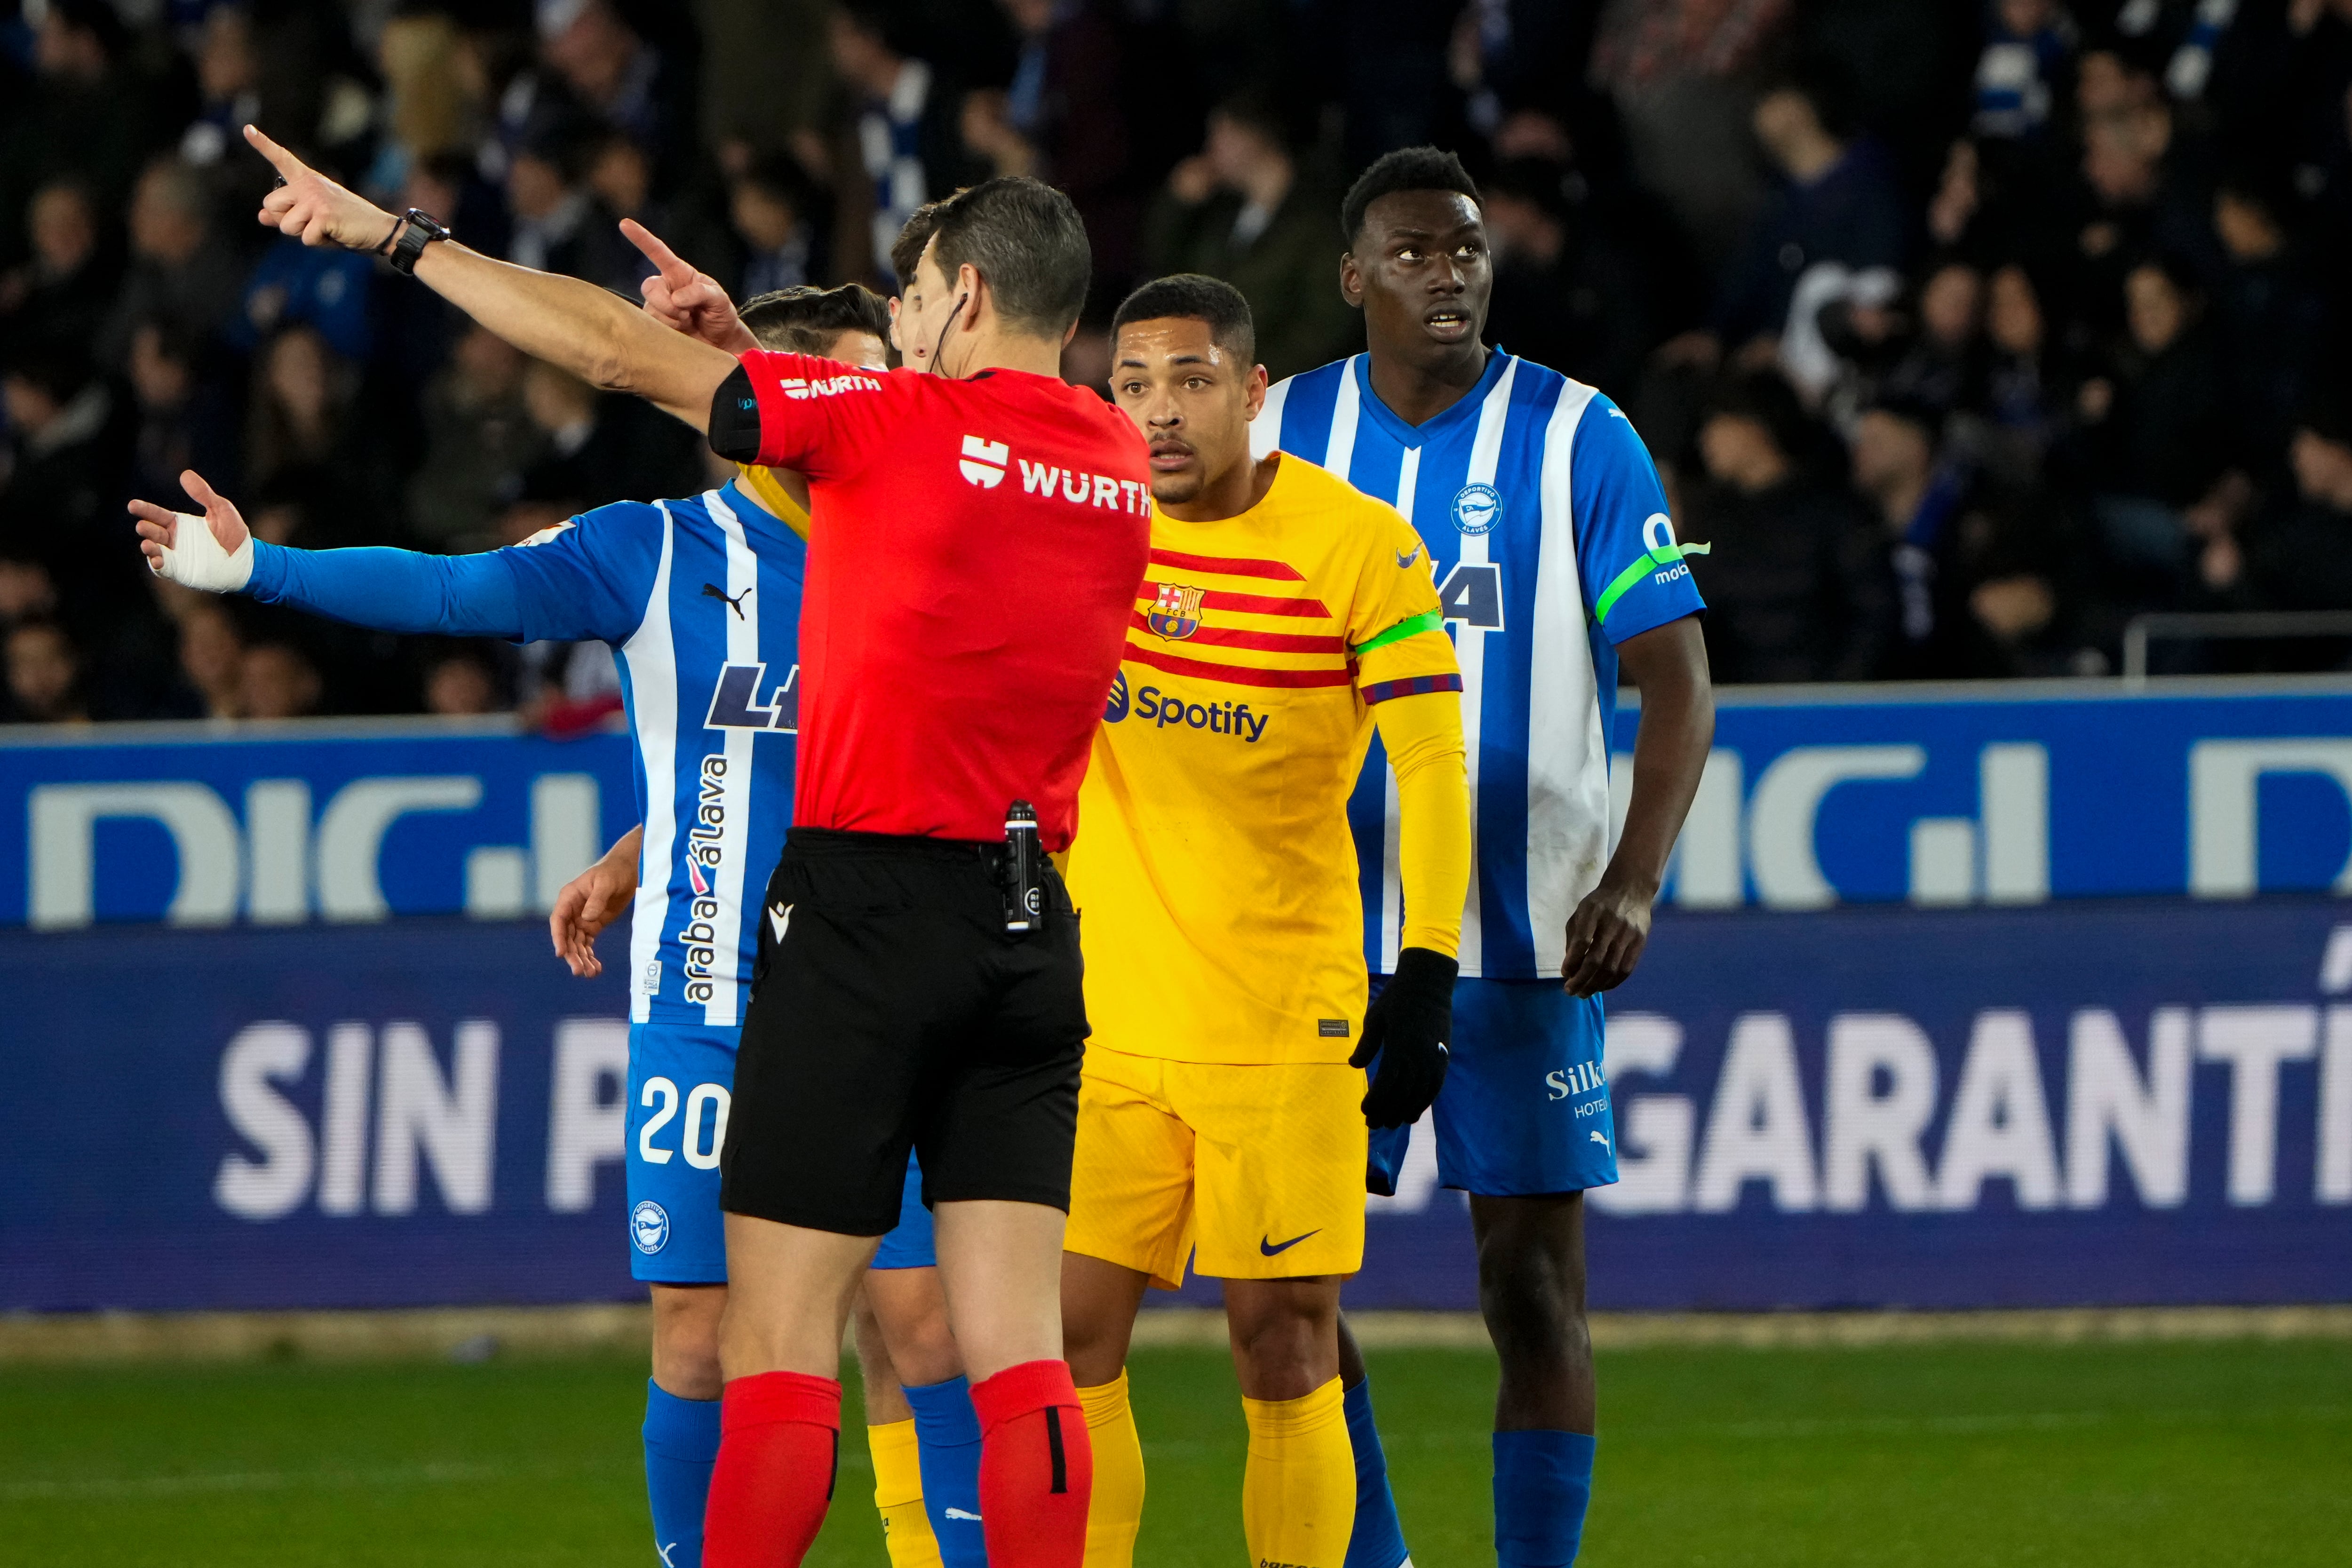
[624, 219, 758, 355]
[246, 125, 400, 255]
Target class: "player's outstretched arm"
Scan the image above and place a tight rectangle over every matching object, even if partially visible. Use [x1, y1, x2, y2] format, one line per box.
[1352, 688, 1472, 1129]
[246, 125, 736, 430]
[1561, 614, 1714, 997]
[550, 825, 641, 978]
[133, 469, 528, 637]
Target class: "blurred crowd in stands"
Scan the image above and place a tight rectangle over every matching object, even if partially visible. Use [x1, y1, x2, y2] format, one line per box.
[2, 0, 2350, 724]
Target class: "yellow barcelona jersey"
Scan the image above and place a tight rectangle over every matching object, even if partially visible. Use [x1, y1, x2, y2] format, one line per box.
[1065, 453, 1462, 1066]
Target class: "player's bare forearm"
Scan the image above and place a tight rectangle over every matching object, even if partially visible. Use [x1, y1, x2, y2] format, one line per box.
[1562, 615, 1713, 995]
[1606, 615, 1714, 897]
[411, 243, 734, 430]
[600, 824, 645, 884]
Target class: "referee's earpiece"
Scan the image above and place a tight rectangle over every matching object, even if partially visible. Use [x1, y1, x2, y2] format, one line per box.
[931, 293, 971, 379]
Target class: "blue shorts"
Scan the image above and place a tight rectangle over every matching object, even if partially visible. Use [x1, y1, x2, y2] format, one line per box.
[627, 1022, 935, 1281]
[1366, 978, 1619, 1197]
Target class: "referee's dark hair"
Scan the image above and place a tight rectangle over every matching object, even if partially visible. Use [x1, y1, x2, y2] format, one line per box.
[739, 284, 893, 355]
[927, 176, 1091, 337]
[1111, 275, 1256, 366]
[1341, 147, 1482, 247]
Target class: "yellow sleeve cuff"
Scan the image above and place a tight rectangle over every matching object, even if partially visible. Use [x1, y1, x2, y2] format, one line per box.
[1373, 688, 1470, 960]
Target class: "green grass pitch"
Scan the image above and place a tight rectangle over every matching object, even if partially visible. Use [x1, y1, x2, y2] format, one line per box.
[3, 1337, 2346, 1566]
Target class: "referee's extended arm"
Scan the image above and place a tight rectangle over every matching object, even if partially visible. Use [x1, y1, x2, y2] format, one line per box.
[244, 126, 737, 431]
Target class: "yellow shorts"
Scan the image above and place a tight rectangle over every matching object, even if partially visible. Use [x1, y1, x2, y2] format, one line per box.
[1064, 1044, 1367, 1289]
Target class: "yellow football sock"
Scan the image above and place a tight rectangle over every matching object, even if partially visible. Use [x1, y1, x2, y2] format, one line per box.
[1079, 1371, 1146, 1568]
[867, 1417, 943, 1568]
[1240, 1377, 1354, 1568]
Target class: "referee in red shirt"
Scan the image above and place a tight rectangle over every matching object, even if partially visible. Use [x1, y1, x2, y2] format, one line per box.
[247, 133, 1147, 1568]
[701, 182, 1148, 1568]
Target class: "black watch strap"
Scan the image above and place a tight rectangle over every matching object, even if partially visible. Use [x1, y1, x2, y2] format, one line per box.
[385, 208, 451, 275]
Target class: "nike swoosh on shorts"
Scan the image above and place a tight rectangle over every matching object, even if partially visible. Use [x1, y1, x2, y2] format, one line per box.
[1260, 1230, 1319, 1256]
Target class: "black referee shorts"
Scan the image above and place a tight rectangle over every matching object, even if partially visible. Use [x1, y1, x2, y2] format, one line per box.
[720, 826, 1088, 1236]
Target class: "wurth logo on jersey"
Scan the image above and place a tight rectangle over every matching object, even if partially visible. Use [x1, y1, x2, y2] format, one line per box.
[960, 435, 1009, 487]
[1017, 456, 1152, 514]
[774, 373, 883, 400]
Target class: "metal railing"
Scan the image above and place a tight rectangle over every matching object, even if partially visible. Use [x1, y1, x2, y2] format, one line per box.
[2121, 610, 2352, 686]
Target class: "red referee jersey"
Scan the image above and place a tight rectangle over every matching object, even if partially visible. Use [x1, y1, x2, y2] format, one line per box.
[710, 350, 1150, 851]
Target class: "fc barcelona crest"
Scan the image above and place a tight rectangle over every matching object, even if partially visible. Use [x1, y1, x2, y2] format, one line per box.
[1147, 581, 1206, 640]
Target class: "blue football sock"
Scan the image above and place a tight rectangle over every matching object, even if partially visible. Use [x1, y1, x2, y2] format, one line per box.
[643, 1380, 722, 1568]
[1342, 1375, 1412, 1568]
[1494, 1430, 1597, 1568]
[903, 1375, 987, 1568]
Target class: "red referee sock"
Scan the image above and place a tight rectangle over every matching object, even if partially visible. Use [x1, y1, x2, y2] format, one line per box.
[703, 1369, 841, 1568]
[969, 1360, 1092, 1568]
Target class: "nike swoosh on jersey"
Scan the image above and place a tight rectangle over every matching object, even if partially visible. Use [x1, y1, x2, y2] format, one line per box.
[1396, 546, 1421, 568]
[1260, 1229, 1320, 1256]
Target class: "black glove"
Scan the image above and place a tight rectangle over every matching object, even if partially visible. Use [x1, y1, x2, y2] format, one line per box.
[1351, 946, 1457, 1130]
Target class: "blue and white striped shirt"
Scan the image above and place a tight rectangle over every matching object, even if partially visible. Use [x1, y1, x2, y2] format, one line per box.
[246, 479, 803, 1026]
[501, 483, 804, 1027]
[1253, 351, 1705, 979]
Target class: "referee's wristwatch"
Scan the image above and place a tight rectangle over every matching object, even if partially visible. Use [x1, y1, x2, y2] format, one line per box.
[379, 208, 451, 276]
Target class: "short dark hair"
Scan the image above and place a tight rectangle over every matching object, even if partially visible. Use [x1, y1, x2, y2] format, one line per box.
[2126, 249, 2205, 301]
[739, 284, 893, 355]
[1111, 274, 1256, 365]
[890, 198, 950, 294]
[2294, 381, 2352, 447]
[6, 614, 74, 654]
[48, 0, 128, 61]
[926, 176, 1091, 337]
[1209, 91, 1295, 159]
[1341, 146, 1481, 247]
[1700, 369, 1806, 459]
[736, 150, 815, 211]
[1764, 56, 1860, 142]
[1862, 393, 1941, 439]
[835, 0, 906, 56]
[2, 345, 91, 402]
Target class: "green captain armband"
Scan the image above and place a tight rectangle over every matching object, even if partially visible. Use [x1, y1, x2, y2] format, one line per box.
[1593, 540, 1710, 626]
[1351, 609, 1445, 657]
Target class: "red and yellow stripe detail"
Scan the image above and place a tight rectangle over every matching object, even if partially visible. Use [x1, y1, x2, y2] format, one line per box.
[1128, 548, 1351, 690]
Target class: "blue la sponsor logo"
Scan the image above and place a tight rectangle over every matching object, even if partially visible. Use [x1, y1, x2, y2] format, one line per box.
[631, 1200, 671, 1254]
[705, 662, 798, 732]
[1104, 669, 1130, 723]
[1452, 482, 1502, 536]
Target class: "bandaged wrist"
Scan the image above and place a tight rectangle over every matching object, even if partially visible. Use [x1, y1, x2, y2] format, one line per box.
[150, 513, 254, 593]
